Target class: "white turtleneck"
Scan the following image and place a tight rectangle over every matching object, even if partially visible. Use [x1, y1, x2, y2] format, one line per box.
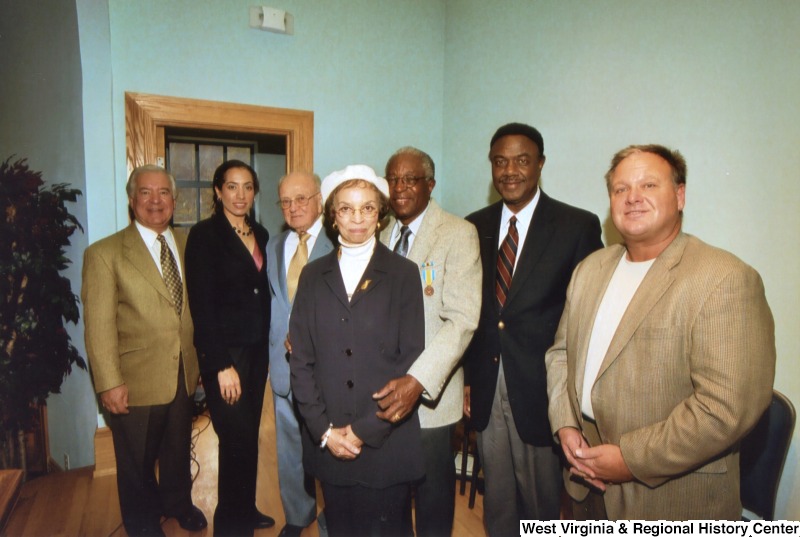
[338, 235, 376, 301]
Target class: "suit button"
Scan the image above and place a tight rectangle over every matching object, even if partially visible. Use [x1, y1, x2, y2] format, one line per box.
[346, 380, 354, 388]
[498, 320, 505, 330]
[341, 317, 348, 322]
[345, 349, 353, 356]
[254, 288, 259, 294]
[492, 356, 499, 364]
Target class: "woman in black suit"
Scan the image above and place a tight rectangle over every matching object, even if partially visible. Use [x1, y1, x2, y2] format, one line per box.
[185, 160, 273, 536]
[289, 165, 425, 537]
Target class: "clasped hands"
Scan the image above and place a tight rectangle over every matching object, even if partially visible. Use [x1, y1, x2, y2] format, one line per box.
[325, 425, 363, 460]
[324, 375, 423, 460]
[557, 427, 634, 491]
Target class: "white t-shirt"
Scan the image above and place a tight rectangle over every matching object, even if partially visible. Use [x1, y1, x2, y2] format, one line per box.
[581, 253, 655, 419]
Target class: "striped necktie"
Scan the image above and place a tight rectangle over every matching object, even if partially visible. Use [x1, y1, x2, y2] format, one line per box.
[495, 216, 518, 309]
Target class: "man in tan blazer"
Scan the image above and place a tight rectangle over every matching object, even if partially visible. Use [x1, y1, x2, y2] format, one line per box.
[546, 145, 776, 520]
[374, 146, 481, 536]
[82, 165, 205, 536]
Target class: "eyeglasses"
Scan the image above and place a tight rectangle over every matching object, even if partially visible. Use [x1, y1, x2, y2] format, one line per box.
[386, 175, 429, 188]
[276, 192, 320, 209]
[335, 204, 379, 219]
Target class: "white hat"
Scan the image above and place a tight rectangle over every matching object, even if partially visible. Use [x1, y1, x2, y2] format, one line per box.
[320, 164, 389, 204]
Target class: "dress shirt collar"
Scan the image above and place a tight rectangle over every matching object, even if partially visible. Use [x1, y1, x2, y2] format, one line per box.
[391, 201, 430, 248]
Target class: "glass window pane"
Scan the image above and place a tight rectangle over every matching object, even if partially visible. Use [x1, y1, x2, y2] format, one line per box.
[200, 187, 215, 220]
[174, 187, 198, 225]
[199, 145, 224, 182]
[170, 143, 197, 182]
[228, 146, 251, 163]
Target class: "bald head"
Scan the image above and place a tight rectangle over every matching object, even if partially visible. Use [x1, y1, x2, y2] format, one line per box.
[278, 171, 323, 233]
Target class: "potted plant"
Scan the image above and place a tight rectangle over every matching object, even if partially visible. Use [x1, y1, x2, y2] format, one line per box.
[0, 156, 86, 476]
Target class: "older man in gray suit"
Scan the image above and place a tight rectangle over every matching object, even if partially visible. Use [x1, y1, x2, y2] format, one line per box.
[266, 171, 333, 537]
[374, 146, 481, 537]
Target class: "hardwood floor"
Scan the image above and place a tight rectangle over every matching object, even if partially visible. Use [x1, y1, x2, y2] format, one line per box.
[3, 385, 485, 536]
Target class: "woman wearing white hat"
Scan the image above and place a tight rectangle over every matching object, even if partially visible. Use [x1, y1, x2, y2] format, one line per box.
[289, 165, 425, 536]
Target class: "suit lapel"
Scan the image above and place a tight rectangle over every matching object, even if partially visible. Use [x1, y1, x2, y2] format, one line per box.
[406, 199, 441, 265]
[595, 234, 688, 381]
[321, 251, 351, 310]
[275, 231, 290, 305]
[122, 225, 173, 303]
[479, 202, 503, 297]
[348, 243, 388, 308]
[574, 245, 626, 403]
[213, 214, 259, 276]
[309, 231, 334, 262]
[174, 231, 189, 316]
[505, 192, 556, 307]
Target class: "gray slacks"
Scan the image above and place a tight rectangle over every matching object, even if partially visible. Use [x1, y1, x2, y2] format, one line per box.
[477, 363, 561, 536]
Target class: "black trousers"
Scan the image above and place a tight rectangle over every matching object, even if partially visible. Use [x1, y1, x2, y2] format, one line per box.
[203, 343, 268, 536]
[409, 424, 456, 537]
[107, 360, 193, 536]
[321, 481, 412, 537]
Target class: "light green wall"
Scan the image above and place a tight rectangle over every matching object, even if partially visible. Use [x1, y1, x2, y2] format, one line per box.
[442, 0, 800, 519]
[103, 0, 446, 231]
[0, 0, 95, 469]
[6, 0, 795, 518]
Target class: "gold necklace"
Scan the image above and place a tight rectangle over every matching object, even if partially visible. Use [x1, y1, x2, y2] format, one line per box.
[233, 225, 253, 237]
[232, 216, 253, 237]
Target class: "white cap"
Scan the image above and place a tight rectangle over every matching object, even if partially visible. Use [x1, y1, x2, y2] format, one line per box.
[320, 164, 389, 204]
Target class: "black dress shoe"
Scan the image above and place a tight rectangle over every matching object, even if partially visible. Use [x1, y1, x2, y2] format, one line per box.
[277, 524, 304, 537]
[176, 505, 208, 531]
[253, 510, 276, 529]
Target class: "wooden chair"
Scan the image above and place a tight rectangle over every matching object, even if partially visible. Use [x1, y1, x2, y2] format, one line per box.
[456, 418, 483, 509]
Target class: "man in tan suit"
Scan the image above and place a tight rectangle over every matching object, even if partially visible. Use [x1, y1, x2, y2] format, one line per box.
[546, 144, 776, 520]
[82, 165, 205, 536]
[374, 146, 481, 536]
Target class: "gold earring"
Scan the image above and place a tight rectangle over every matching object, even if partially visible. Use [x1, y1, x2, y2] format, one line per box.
[376, 221, 381, 230]
[332, 222, 338, 230]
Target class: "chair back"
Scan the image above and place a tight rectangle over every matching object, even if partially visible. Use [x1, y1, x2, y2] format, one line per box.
[740, 389, 795, 520]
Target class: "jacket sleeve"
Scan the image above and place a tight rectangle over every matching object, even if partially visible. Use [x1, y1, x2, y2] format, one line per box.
[407, 222, 481, 401]
[619, 265, 776, 486]
[545, 266, 582, 439]
[289, 268, 331, 441]
[82, 245, 124, 393]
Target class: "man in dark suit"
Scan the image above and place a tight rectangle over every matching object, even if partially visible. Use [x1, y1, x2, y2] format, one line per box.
[464, 123, 603, 534]
[266, 171, 333, 537]
[82, 165, 206, 536]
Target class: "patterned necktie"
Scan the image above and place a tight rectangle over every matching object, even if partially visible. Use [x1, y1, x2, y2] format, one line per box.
[495, 216, 518, 309]
[287, 231, 310, 302]
[393, 225, 412, 258]
[157, 234, 183, 316]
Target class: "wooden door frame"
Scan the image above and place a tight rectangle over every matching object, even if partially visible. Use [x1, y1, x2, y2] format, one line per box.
[94, 94, 312, 477]
[124, 92, 313, 175]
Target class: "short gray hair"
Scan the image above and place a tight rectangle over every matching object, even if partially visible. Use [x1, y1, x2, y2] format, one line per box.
[386, 146, 435, 180]
[277, 170, 321, 191]
[126, 164, 177, 198]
